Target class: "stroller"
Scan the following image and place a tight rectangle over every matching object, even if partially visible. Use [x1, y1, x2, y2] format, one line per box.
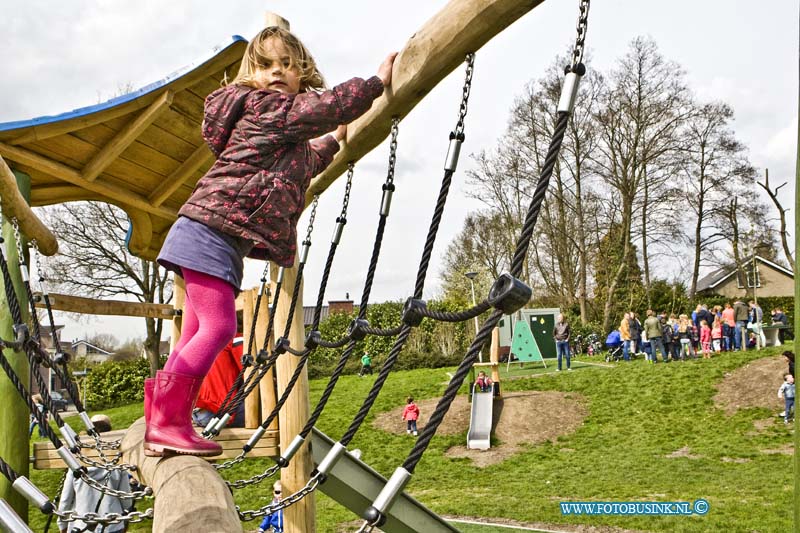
[604, 330, 624, 362]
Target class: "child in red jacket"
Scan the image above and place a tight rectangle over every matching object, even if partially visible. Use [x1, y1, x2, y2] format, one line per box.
[402, 397, 420, 436]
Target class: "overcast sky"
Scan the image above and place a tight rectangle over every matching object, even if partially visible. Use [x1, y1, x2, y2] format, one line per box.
[2, 0, 796, 344]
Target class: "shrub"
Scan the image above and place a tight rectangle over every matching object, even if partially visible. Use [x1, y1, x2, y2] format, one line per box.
[82, 358, 150, 409]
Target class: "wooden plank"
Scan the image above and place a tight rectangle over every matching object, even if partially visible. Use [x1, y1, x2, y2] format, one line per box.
[0, 141, 177, 220]
[26, 133, 170, 197]
[72, 121, 197, 180]
[305, 0, 546, 205]
[169, 91, 206, 125]
[148, 144, 213, 207]
[82, 90, 174, 182]
[33, 426, 279, 469]
[151, 107, 203, 145]
[0, 155, 58, 255]
[32, 292, 177, 319]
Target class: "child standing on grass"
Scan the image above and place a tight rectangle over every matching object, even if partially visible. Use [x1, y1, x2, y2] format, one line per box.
[700, 320, 712, 358]
[711, 316, 723, 353]
[402, 396, 420, 436]
[146, 26, 397, 457]
[677, 315, 695, 360]
[778, 374, 795, 424]
[359, 351, 373, 377]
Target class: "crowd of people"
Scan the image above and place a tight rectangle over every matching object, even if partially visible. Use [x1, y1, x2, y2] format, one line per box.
[606, 300, 787, 363]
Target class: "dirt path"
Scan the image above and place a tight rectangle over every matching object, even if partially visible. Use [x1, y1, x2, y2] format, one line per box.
[373, 391, 588, 467]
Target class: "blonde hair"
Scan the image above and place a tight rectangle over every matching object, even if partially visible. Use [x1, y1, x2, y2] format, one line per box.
[230, 26, 325, 91]
[678, 314, 689, 333]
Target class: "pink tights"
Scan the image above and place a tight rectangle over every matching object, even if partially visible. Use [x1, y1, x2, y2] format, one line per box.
[163, 268, 237, 378]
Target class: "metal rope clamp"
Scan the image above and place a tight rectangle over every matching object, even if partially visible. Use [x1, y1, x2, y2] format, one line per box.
[305, 330, 321, 350]
[401, 298, 426, 327]
[255, 349, 270, 365]
[363, 467, 412, 527]
[273, 336, 290, 355]
[488, 273, 532, 314]
[347, 318, 370, 341]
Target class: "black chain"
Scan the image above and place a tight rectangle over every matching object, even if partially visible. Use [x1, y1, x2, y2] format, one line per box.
[454, 54, 475, 138]
[571, 0, 590, 69]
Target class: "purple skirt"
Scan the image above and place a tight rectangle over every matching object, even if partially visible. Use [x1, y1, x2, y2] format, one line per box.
[157, 216, 253, 293]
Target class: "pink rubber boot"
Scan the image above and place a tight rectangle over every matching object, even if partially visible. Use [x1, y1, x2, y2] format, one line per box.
[144, 370, 222, 457]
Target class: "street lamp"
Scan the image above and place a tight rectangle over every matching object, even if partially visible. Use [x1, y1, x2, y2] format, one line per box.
[464, 271, 482, 363]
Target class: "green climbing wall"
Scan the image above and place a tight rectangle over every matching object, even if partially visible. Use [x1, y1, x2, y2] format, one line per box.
[509, 320, 544, 363]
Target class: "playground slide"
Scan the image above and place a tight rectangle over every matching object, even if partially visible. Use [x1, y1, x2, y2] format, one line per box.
[466, 388, 493, 450]
[310, 428, 459, 533]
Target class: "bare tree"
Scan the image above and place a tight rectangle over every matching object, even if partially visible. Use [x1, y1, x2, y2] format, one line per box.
[680, 102, 756, 297]
[757, 168, 794, 269]
[39, 202, 172, 375]
[592, 36, 691, 332]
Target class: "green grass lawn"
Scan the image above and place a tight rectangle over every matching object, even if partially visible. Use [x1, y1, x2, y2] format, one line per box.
[26, 344, 794, 532]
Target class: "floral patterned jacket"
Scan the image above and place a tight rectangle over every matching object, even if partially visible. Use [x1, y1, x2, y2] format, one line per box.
[178, 76, 384, 266]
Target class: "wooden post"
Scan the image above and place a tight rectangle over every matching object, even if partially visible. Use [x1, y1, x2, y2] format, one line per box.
[242, 286, 276, 429]
[169, 273, 185, 356]
[259, 284, 278, 433]
[264, 12, 290, 30]
[271, 258, 314, 532]
[490, 327, 501, 396]
[0, 170, 32, 521]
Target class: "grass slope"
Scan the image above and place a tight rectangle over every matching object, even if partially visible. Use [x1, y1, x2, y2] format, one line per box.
[27, 345, 793, 532]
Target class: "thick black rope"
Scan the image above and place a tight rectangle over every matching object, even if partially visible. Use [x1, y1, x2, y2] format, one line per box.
[339, 165, 454, 446]
[0, 345, 63, 449]
[19, 260, 41, 342]
[0, 241, 24, 325]
[298, 213, 389, 440]
[402, 111, 571, 473]
[0, 456, 19, 484]
[416, 299, 492, 323]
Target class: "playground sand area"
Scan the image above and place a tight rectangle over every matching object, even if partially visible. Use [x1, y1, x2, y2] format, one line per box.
[713, 354, 786, 415]
[373, 391, 588, 467]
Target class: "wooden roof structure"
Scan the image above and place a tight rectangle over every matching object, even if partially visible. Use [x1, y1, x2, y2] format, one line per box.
[0, 36, 248, 261]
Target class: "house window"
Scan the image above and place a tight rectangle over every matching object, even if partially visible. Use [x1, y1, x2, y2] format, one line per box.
[736, 263, 761, 288]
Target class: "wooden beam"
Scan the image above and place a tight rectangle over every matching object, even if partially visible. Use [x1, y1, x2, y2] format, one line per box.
[148, 144, 212, 207]
[82, 90, 174, 182]
[33, 425, 279, 469]
[0, 156, 58, 256]
[0, 141, 177, 220]
[305, 0, 545, 205]
[121, 419, 243, 532]
[33, 292, 177, 319]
